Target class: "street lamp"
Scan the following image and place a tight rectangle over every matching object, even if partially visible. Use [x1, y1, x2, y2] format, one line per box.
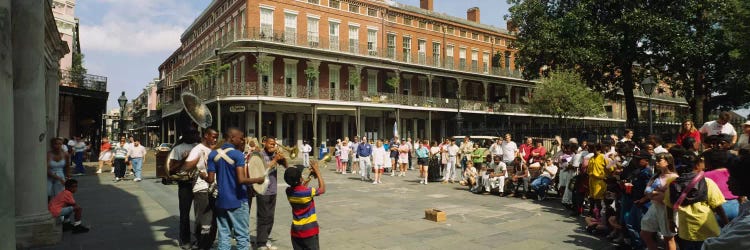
[641, 76, 656, 135]
[118, 91, 128, 137]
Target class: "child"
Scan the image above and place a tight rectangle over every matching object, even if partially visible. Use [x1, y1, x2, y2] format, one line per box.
[285, 162, 326, 250]
[665, 154, 728, 250]
[48, 179, 90, 233]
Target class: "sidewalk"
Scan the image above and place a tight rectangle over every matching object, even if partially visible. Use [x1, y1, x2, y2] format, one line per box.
[39, 151, 616, 249]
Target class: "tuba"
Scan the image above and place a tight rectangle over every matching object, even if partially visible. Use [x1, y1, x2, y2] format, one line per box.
[278, 144, 300, 160]
[166, 91, 212, 182]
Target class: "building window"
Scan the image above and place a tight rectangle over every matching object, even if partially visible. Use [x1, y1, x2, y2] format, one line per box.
[284, 13, 297, 44]
[307, 17, 319, 47]
[387, 14, 396, 22]
[459, 48, 466, 70]
[472, 33, 478, 40]
[284, 61, 297, 97]
[367, 71, 377, 95]
[348, 25, 359, 54]
[417, 40, 426, 65]
[368, 8, 377, 17]
[329, 0, 340, 9]
[483, 52, 489, 73]
[433, 23, 441, 32]
[260, 8, 274, 38]
[402, 36, 412, 63]
[240, 10, 246, 37]
[404, 16, 412, 26]
[483, 35, 490, 42]
[446, 45, 454, 69]
[460, 30, 467, 37]
[505, 51, 511, 69]
[471, 50, 478, 72]
[387, 33, 396, 59]
[307, 0, 319, 4]
[367, 29, 378, 56]
[432, 42, 441, 67]
[348, 3, 359, 13]
[329, 21, 340, 50]
[447, 26, 454, 34]
[329, 66, 340, 100]
[419, 21, 426, 29]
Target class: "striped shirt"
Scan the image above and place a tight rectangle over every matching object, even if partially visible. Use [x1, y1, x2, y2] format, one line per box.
[286, 186, 319, 238]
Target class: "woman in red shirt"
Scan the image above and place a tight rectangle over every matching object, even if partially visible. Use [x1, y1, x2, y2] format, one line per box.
[676, 120, 701, 150]
[96, 137, 113, 174]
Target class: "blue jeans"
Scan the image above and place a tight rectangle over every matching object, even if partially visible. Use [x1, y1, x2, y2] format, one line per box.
[216, 202, 250, 250]
[531, 176, 552, 198]
[626, 204, 647, 249]
[130, 158, 143, 179]
[74, 152, 85, 174]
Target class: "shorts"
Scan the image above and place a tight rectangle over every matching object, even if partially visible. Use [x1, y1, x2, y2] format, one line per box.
[641, 203, 676, 237]
[398, 157, 408, 164]
[417, 158, 428, 165]
[373, 164, 384, 170]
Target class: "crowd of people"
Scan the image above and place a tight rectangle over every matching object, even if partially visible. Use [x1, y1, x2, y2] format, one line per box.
[311, 112, 750, 250]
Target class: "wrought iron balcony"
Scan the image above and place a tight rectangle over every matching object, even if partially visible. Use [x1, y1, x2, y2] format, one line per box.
[60, 69, 108, 92]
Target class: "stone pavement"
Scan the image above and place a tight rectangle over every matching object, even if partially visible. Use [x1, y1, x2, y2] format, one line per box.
[38, 152, 616, 250]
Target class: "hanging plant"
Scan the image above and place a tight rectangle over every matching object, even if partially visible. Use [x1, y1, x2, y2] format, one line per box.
[253, 61, 271, 75]
[348, 71, 361, 88]
[304, 67, 320, 80]
[386, 77, 400, 91]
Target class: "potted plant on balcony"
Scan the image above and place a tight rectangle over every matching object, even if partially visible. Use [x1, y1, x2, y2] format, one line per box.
[386, 76, 399, 103]
[348, 70, 361, 100]
[304, 66, 319, 97]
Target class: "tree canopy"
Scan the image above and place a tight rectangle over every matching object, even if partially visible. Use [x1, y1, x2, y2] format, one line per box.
[529, 70, 604, 119]
[507, 0, 750, 126]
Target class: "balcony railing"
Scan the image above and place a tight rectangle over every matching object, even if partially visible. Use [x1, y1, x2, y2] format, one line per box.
[171, 27, 528, 83]
[60, 69, 108, 92]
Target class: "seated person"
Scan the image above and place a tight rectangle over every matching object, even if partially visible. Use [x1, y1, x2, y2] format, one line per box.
[461, 161, 479, 189]
[509, 157, 530, 199]
[584, 203, 619, 237]
[531, 157, 559, 200]
[48, 179, 90, 234]
[476, 156, 508, 196]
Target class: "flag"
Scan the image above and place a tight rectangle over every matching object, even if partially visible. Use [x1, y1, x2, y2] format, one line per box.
[393, 121, 398, 138]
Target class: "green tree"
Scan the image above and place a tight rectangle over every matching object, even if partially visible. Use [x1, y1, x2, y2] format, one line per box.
[529, 70, 605, 127]
[69, 53, 87, 86]
[507, 0, 669, 131]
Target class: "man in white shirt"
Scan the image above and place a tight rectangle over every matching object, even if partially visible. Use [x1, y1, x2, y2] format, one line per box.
[442, 139, 460, 183]
[700, 111, 738, 145]
[183, 128, 219, 250]
[127, 139, 147, 182]
[501, 134, 518, 165]
[167, 130, 200, 249]
[531, 157, 558, 201]
[301, 140, 313, 167]
[489, 139, 504, 164]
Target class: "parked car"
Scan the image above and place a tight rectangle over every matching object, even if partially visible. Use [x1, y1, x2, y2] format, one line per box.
[155, 143, 172, 152]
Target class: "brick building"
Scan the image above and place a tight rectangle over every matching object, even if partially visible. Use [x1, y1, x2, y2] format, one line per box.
[158, 0, 688, 149]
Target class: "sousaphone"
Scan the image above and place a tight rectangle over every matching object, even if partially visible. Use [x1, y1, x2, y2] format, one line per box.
[181, 92, 212, 128]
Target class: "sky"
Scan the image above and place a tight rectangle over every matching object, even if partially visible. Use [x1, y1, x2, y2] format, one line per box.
[77, 0, 511, 110]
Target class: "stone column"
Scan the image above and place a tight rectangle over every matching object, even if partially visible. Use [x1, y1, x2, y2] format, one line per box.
[295, 112, 303, 148]
[275, 112, 283, 142]
[412, 119, 418, 140]
[0, 1, 15, 249]
[378, 112, 385, 140]
[245, 110, 256, 137]
[45, 67, 60, 148]
[320, 114, 328, 146]
[342, 115, 349, 138]
[483, 81, 488, 102]
[13, 0, 59, 247]
[440, 120, 447, 139]
[257, 101, 263, 138]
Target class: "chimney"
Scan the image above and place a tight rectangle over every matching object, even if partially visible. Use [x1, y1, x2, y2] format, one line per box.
[420, 0, 433, 11]
[467, 7, 480, 23]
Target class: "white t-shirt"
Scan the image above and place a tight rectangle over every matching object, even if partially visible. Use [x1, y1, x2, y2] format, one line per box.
[490, 143, 503, 156]
[73, 141, 87, 153]
[372, 146, 387, 166]
[699, 120, 737, 136]
[448, 145, 460, 156]
[541, 164, 559, 179]
[501, 141, 518, 162]
[186, 143, 212, 192]
[302, 144, 312, 153]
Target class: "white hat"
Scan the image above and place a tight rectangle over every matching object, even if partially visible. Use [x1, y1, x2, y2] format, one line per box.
[743, 120, 750, 127]
[569, 138, 579, 144]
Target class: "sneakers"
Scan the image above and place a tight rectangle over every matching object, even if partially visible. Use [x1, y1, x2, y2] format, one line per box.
[133, 178, 142, 182]
[71, 224, 90, 234]
[95, 169, 102, 174]
[114, 177, 120, 182]
[372, 181, 378, 184]
[423, 181, 427, 185]
[258, 242, 278, 250]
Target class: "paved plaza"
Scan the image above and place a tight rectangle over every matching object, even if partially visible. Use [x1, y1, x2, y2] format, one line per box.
[41, 152, 615, 250]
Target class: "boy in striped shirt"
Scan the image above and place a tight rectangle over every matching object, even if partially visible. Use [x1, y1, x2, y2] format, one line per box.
[284, 162, 326, 250]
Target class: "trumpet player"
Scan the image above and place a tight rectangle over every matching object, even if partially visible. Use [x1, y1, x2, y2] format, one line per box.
[253, 136, 289, 250]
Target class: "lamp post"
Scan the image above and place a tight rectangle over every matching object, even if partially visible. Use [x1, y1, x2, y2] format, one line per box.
[641, 76, 656, 135]
[118, 91, 128, 138]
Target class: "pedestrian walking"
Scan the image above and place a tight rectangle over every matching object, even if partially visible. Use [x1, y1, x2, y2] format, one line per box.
[112, 137, 129, 182]
[97, 137, 112, 174]
[357, 137, 372, 181]
[128, 139, 147, 182]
